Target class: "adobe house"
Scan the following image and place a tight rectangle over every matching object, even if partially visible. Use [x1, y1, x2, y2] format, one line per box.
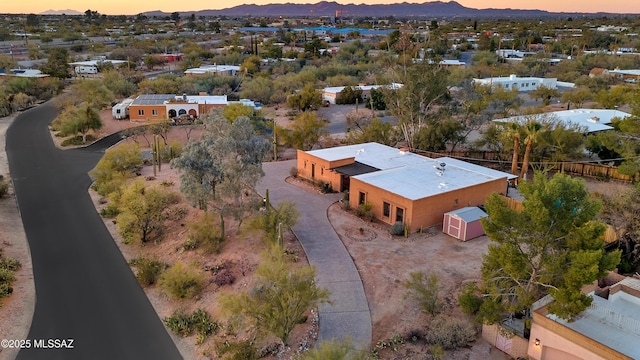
[297, 142, 515, 232]
[128, 94, 175, 122]
[528, 276, 640, 360]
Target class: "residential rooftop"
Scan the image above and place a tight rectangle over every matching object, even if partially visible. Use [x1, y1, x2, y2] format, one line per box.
[494, 108, 631, 133]
[546, 277, 640, 359]
[307, 142, 515, 201]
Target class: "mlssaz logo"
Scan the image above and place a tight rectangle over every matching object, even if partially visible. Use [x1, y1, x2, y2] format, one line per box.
[34, 339, 74, 349]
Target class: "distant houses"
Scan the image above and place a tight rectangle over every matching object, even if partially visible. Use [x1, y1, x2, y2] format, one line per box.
[493, 108, 631, 134]
[118, 93, 260, 121]
[473, 74, 564, 92]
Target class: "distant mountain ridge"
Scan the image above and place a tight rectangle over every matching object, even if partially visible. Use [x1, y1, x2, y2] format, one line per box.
[141, 1, 622, 18]
[39, 9, 83, 15]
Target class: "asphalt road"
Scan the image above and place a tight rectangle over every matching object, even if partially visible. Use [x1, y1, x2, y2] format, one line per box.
[7, 102, 182, 360]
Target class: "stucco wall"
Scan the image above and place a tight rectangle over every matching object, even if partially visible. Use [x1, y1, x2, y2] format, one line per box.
[128, 105, 167, 121]
[296, 150, 354, 191]
[348, 177, 505, 232]
[528, 311, 632, 360]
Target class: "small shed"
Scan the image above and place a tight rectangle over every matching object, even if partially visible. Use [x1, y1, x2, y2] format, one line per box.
[443, 207, 488, 241]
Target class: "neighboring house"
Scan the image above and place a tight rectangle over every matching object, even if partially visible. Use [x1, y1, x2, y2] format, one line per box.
[69, 60, 128, 75]
[321, 83, 402, 104]
[528, 276, 640, 360]
[473, 74, 559, 92]
[127, 94, 257, 122]
[609, 68, 640, 83]
[493, 108, 631, 134]
[0, 69, 49, 78]
[153, 53, 183, 63]
[296, 142, 516, 232]
[128, 94, 175, 122]
[184, 64, 241, 77]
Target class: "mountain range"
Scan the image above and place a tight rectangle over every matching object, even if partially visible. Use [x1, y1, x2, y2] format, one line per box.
[140, 1, 624, 18]
[39, 9, 83, 15]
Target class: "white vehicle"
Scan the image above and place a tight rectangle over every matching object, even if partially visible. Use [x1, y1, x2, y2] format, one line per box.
[112, 99, 133, 120]
[75, 65, 98, 74]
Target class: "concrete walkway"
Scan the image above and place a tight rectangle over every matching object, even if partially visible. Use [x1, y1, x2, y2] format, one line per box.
[256, 160, 372, 351]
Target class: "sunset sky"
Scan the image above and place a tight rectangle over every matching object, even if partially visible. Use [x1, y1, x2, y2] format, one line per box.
[3, 0, 639, 16]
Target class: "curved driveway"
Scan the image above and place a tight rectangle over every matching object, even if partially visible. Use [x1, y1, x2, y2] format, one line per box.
[7, 102, 181, 360]
[257, 160, 372, 350]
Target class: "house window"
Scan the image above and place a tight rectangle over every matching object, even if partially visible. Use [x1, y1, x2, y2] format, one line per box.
[454, 199, 458, 206]
[383, 202, 390, 218]
[358, 191, 366, 205]
[152, 109, 158, 116]
[395, 207, 404, 223]
[138, 109, 144, 116]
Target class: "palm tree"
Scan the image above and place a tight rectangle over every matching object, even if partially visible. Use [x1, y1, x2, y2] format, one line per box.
[506, 122, 521, 176]
[519, 120, 543, 180]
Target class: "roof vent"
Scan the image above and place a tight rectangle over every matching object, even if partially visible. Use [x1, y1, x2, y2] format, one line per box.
[434, 162, 446, 176]
[182, 93, 187, 101]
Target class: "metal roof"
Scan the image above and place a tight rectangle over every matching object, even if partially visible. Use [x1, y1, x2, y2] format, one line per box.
[494, 108, 630, 133]
[444, 207, 488, 222]
[333, 161, 380, 176]
[306, 143, 513, 201]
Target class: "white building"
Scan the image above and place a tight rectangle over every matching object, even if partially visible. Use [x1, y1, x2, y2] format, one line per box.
[322, 83, 403, 104]
[184, 65, 241, 77]
[473, 74, 558, 92]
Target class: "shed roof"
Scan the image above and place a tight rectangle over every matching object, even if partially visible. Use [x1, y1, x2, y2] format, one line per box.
[445, 207, 488, 222]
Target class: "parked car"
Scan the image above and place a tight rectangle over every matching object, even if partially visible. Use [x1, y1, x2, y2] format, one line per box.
[171, 114, 195, 124]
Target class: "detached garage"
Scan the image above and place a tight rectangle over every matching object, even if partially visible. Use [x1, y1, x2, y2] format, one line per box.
[443, 207, 488, 241]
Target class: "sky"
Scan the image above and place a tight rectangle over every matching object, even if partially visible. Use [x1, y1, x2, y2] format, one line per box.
[3, 0, 639, 16]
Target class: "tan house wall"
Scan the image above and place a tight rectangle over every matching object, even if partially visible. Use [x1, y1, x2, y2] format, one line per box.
[296, 150, 354, 191]
[528, 310, 632, 360]
[128, 105, 167, 122]
[349, 177, 506, 232]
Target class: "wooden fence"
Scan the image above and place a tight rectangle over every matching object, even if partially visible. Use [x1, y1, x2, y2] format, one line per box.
[414, 150, 639, 183]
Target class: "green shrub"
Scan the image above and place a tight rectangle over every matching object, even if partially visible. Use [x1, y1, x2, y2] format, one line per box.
[458, 283, 482, 315]
[357, 201, 375, 222]
[0, 175, 9, 198]
[405, 271, 440, 316]
[60, 134, 96, 146]
[161, 141, 183, 162]
[391, 222, 405, 236]
[129, 257, 165, 287]
[188, 213, 225, 254]
[164, 308, 219, 345]
[158, 261, 205, 299]
[100, 204, 120, 218]
[425, 315, 476, 350]
[0, 268, 16, 299]
[0, 257, 21, 272]
[216, 340, 259, 360]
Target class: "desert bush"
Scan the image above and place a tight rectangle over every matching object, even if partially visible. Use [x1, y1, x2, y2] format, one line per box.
[405, 271, 440, 316]
[295, 339, 367, 360]
[158, 261, 205, 299]
[0, 257, 22, 272]
[0, 175, 9, 198]
[129, 257, 166, 287]
[289, 166, 298, 177]
[188, 212, 225, 254]
[100, 204, 120, 218]
[250, 200, 299, 246]
[164, 308, 219, 345]
[357, 201, 375, 222]
[161, 141, 183, 162]
[61, 134, 96, 146]
[391, 222, 405, 236]
[212, 269, 236, 286]
[458, 282, 482, 315]
[0, 268, 16, 299]
[216, 340, 259, 360]
[424, 315, 476, 350]
[90, 143, 143, 196]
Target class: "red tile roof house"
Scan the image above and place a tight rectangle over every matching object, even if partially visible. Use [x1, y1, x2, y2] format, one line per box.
[296, 142, 516, 232]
